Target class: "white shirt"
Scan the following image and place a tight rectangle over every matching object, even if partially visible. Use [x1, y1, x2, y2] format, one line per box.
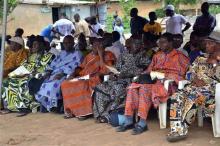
[90, 23, 102, 38]
[114, 26, 124, 37]
[166, 14, 187, 34]
[53, 19, 75, 36]
[114, 25, 125, 44]
[105, 40, 125, 59]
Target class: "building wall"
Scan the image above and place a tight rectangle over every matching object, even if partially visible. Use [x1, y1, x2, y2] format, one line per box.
[59, 5, 92, 21]
[1, 4, 96, 36]
[2, 4, 53, 36]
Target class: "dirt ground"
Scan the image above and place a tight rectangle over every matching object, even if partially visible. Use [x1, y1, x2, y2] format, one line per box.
[0, 112, 220, 146]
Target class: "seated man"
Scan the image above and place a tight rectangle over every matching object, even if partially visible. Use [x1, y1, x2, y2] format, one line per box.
[3, 37, 29, 78]
[61, 38, 116, 120]
[173, 34, 188, 57]
[183, 31, 204, 64]
[35, 35, 83, 112]
[116, 33, 190, 135]
[93, 38, 151, 123]
[167, 33, 220, 142]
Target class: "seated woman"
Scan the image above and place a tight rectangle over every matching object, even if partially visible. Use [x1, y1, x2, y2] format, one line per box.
[61, 38, 116, 120]
[167, 34, 220, 142]
[116, 33, 190, 135]
[2, 36, 55, 115]
[3, 36, 29, 78]
[92, 38, 151, 123]
[35, 35, 83, 112]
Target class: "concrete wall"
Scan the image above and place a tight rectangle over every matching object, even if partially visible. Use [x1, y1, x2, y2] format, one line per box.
[0, 3, 97, 37]
[59, 5, 92, 21]
[1, 4, 53, 36]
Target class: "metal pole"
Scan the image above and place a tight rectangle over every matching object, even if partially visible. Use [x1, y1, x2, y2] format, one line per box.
[0, 0, 8, 108]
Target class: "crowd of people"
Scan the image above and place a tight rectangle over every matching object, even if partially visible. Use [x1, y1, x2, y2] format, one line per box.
[1, 2, 220, 142]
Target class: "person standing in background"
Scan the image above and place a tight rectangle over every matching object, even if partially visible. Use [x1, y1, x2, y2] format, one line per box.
[52, 13, 75, 37]
[130, 8, 148, 36]
[73, 13, 90, 38]
[193, 2, 216, 37]
[165, 5, 191, 35]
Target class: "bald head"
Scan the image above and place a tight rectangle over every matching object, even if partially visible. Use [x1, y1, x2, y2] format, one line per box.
[74, 13, 80, 22]
[63, 35, 75, 52]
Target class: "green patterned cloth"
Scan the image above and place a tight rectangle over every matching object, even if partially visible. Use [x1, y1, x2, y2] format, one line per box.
[2, 52, 54, 112]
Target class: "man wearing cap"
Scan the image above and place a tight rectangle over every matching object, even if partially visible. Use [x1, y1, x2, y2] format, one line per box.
[3, 37, 29, 78]
[167, 31, 220, 142]
[193, 2, 216, 37]
[165, 5, 191, 35]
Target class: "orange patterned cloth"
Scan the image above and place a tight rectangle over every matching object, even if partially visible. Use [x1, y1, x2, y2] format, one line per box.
[3, 47, 29, 78]
[125, 49, 190, 119]
[61, 51, 115, 117]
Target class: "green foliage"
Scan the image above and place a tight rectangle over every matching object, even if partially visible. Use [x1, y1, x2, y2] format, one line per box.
[155, 8, 166, 18]
[106, 0, 136, 33]
[0, 0, 18, 20]
[164, 0, 197, 7]
[119, 0, 136, 23]
[155, 8, 186, 18]
[209, 5, 220, 15]
[155, 0, 197, 12]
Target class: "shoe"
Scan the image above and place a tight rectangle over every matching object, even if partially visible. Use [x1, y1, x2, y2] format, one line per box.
[0, 109, 12, 115]
[116, 124, 133, 132]
[63, 115, 74, 119]
[131, 124, 148, 135]
[16, 112, 29, 117]
[166, 133, 187, 142]
[77, 116, 88, 121]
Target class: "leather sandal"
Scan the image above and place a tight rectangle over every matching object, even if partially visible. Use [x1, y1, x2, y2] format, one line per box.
[131, 124, 148, 135]
[166, 132, 187, 142]
[116, 124, 133, 132]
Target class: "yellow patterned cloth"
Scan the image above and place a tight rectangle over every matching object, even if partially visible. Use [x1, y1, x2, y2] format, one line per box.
[3, 47, 29, 78]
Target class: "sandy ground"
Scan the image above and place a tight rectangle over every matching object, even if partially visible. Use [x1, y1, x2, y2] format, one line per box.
[0, 112, 220, 146]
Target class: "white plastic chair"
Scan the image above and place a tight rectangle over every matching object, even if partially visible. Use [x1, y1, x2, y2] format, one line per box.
[105, 75, 172, 129]
[178, 80, 220, 137]
[158, 79, 174, 129]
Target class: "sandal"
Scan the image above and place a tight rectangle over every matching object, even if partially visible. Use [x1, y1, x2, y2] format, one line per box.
[131, 124, 148, 135]
[166, 132, 187, 142]
[77, 116, 88, 121]
[16, 112, 30, 117]
[0, 109, 12, 115]
[98, 116, 108, 123]
[63, 115, 74, 119]
[116, 124, 133, 132]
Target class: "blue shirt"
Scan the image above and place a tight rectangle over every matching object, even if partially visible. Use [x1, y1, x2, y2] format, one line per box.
[193, 13, 216, 37]
[40, 24, 53, 42]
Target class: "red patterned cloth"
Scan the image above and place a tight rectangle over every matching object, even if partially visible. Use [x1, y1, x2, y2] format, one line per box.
[125, 49, 189, 119]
